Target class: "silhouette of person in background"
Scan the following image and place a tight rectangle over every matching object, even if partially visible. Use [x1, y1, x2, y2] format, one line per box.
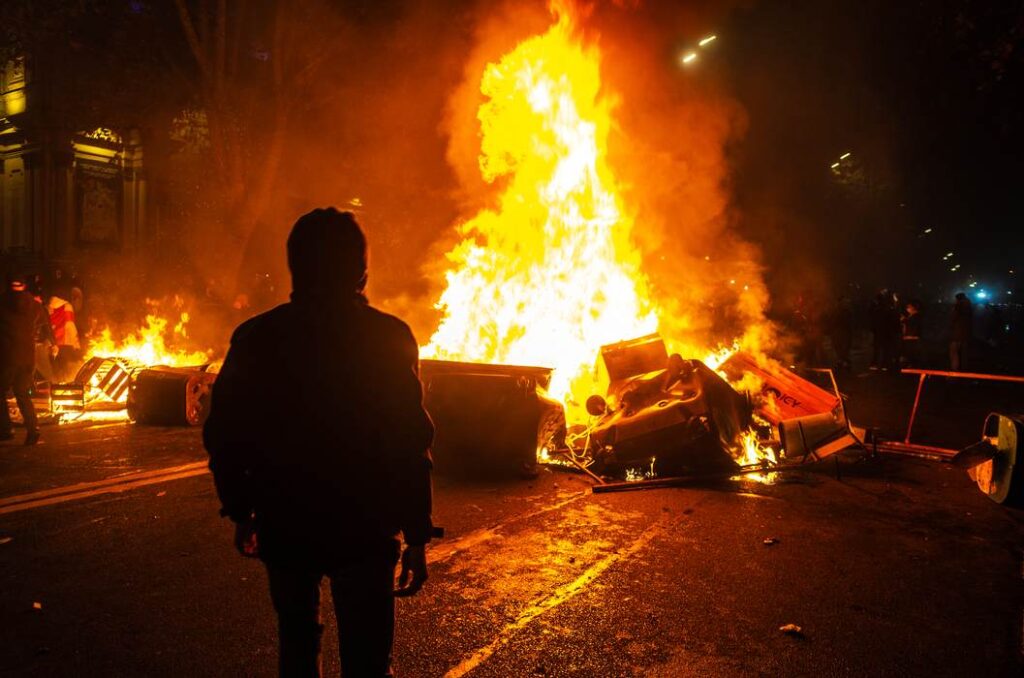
[204, 208, 434, 677]
[0, 274, 46, 445]
[901, 300, 923, 368]
[950, 292, 973, 371]
[870, 291, 896, 370]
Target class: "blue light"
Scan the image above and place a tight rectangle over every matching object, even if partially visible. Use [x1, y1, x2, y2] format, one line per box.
[975, 289, 988, 300]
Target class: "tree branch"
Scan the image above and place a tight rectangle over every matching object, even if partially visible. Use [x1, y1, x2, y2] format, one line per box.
[174, 0, 208, 76]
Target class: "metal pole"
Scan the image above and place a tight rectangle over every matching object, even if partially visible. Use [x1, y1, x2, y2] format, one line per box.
[904, 372, 927, 445]
[552, 450, 607, 485]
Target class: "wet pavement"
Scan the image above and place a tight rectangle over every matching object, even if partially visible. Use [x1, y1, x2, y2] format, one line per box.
[1, 422, 1022, 676]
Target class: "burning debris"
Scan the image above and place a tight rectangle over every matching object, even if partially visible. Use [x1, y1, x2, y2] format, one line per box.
[39, 302, 217, 426]
[573, 334, 752, 477]
[404, 2, 864, 482]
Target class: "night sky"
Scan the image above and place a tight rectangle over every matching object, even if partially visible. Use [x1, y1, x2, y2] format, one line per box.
[720, 0, 1023, 302]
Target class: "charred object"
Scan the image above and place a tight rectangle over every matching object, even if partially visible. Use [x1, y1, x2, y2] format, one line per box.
[420, 359, 566, 478]
[128, 366, 218, 426]
[50, 357, 216, 426]
[953, 412, 1024, 507]
[578, 335, 752, 476]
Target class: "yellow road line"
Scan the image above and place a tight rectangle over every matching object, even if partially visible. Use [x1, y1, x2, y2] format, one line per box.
[0, 463, 209, 515]
[443, 518, 666, 678]
[428, 491, 587, 565]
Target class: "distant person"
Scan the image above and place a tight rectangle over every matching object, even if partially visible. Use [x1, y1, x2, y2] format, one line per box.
[68, 269, 85, 318]
[950, 292, 973, 371]
[870, 290, 899, 371]
[204, 208, 435, 676]
[984, 303, 1006, 348]
[47, 293, 80, 382]
[901, 300, 923, 368]
[0, 275, 45, 445]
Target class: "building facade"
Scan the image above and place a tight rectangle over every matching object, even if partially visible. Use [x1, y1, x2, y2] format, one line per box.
[0, 57, 148, 270]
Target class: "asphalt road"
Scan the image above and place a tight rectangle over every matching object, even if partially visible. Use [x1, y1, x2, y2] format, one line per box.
[1, 423, 1022, 677]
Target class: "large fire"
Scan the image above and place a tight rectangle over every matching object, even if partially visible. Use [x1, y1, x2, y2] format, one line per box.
[423, 2, 745, 423]
[87, 311, 210, 368]
[51, 304, 212, 423]
[422, 1, 659, 411]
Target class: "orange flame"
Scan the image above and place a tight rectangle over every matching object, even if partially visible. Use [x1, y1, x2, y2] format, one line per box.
[87, 312, 210, 368]
[422, 2, 658, 408]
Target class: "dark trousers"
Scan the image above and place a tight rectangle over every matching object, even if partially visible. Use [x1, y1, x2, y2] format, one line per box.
[0, 363, 37, 434]
[266, 554, 398, 677]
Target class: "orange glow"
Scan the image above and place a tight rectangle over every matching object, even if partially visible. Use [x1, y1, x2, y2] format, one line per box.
[58, 306, 212, 422]
[423, 0, 771, 464]
[422, 1, 658, 413]
[87, 309, 210, 369]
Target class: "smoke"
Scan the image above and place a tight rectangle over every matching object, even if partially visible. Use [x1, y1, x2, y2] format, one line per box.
[79, 0, 774, 360]
[587, 0, 774, 354]
[430, 0, 775, 355]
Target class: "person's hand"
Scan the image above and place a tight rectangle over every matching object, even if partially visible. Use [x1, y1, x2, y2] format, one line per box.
[233, 518, 259, 558]
[394, 544, 427, 597]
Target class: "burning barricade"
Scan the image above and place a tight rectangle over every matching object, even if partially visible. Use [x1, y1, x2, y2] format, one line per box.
[574, 334, 751, 478]
[47, 304, 217, 426]
[420, 330, 865, 487]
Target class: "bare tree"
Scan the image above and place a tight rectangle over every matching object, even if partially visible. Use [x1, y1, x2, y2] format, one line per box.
[171, 0, 340, 286]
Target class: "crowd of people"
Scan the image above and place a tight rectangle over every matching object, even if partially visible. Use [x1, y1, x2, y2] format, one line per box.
[791, 287, 1012, 374]
[0, 270, 86, 445]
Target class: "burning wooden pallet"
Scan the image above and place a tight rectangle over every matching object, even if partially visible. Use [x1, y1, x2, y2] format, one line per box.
[51, 357, 146, 415]
[51, 357, 215, 426]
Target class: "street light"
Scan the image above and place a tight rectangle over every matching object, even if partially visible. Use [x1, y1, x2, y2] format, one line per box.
[681, 33, 718, 66]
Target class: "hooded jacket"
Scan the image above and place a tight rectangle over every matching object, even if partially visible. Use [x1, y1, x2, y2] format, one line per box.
[203, 294, 434, 566]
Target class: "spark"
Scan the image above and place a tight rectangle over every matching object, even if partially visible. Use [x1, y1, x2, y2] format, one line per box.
[681, 52, 698, 64]
[923, 228, 932, 234]
[699, 35, 717, 47]
[830, 162, 840, 169]
[839, 152, 851, 160]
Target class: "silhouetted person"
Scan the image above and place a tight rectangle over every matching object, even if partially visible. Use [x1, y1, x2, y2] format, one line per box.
[984, 303, 1005, 348]
[950, 292, 973, 371]
[901, 300, 923, 368]
[47, 291, 80, 382]
[0, 275, 45, 445]
[870, 291, 899, 370]
[204, 208, 434, 677]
